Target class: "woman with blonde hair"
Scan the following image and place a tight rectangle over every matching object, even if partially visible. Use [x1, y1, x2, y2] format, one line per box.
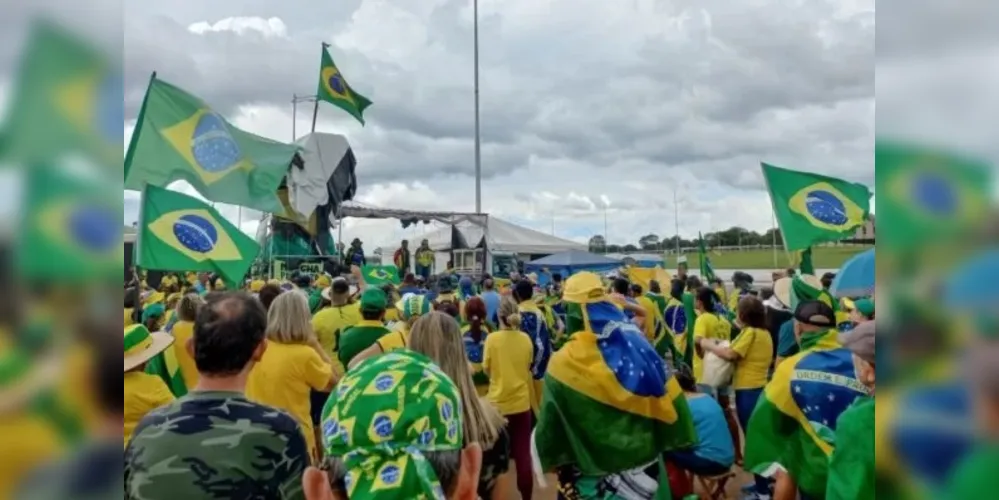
[246, 290, 337, 461]
[169, 293, 204, 391]
[484, 296, 535, 500]
[408, 311, 513, 500]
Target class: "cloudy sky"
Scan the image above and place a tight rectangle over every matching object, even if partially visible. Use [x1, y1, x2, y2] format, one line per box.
[21, 1, 999, 250]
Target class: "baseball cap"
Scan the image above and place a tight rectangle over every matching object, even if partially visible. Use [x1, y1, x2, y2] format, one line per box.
[793, 300, 836, 328]
[359, 288, 388, 312]
[840, 320, 875, 364]
[852, 298, 875, 318]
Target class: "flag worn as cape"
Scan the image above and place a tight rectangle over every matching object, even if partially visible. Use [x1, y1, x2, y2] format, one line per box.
[762, 162, 872, 252]
[537, 299, 696, 490]
[744, 330, 867, 498]
[145, 346, 187, 397]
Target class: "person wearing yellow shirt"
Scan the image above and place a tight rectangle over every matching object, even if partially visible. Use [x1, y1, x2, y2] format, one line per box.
[170, 294, 204, 392]
[247, 291, 337, 461]
[311, 278, 361, 370]
[347, 294, 434, 369]
[484, 297, 535, 500]
[124, 286, 140, 327]
[123, 324, 176, 448]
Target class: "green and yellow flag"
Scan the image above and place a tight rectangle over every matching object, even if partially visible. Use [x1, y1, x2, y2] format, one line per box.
[18, 164, 122, 282]
[316, 43, 372, 125]
[361, 265, 400, 285]
[876, 141, 991, 251]
[124, 76, 299, 213]
[697, 232, 716, 282]
[762, 163, 872, 252]
[0, 20, 121, 168]
[537, 273, 695, 497]
[744, 331, 868, 498]
[145, 340, 187, 397]
[136, 184, 260, 286]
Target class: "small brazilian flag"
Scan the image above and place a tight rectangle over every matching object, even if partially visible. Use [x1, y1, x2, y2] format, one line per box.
[136, 184, 260, 286]
[124, 76, 299, 214]
[762, 162, 872, 252]
[316, 43, 373, 125]
[361, 265, 401, 285]
[0, 19, 121, 169]
[697, 232, 716, 282]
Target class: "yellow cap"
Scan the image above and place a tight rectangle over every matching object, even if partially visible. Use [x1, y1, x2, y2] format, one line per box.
[562, 272, 606, 304]
[250, 280, 266, 293]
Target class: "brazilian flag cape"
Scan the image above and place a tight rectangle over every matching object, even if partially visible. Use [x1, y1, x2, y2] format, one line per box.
[744, 330, 868, 498]
[538, 300, 696, 496]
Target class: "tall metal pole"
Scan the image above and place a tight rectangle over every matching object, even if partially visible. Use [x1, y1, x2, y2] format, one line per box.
[673, 187, 681, 257]
[473, 0, 482, 213]
[603, 207, 608, 248]
[292, 94, 298, 140]
[312, 43, 329, 134]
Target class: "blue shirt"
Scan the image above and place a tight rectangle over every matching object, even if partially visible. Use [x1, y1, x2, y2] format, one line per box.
[778, 319, 799, 358]
[481, 290, 501, 325]
[687, 394, 736, 467]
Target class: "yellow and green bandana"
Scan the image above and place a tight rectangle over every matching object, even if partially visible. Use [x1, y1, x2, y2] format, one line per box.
[124, 324, 155, 357]
[398, 294, 432, 321]
[321, 350, 462, 499]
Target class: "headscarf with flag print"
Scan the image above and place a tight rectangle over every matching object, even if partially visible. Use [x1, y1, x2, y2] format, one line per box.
[320, 350, 462, 500]
[536, 272, 696, 494]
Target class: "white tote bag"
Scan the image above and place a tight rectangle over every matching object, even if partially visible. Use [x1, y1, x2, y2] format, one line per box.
[701, 340, 734, 389]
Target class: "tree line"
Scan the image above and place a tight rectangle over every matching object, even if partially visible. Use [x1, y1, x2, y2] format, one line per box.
[588, 227, 784, 254]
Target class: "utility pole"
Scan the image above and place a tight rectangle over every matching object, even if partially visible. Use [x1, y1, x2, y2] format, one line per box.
[473, 0, 482, 213]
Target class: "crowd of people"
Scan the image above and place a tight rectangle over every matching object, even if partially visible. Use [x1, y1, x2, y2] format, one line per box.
[122, 259, 879, 500]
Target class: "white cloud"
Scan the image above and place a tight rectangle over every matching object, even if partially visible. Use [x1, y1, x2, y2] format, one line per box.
[188, 16, 289, 39]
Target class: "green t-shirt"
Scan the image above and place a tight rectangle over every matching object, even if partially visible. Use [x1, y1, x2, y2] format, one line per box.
[827, 396, 875, 500]
[337, 321, 392, 367]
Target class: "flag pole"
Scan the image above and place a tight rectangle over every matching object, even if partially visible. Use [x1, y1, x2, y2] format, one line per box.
[760, 162, 784, 269]
[673, 186, 681, 257]
[292, 94, 298, 140]
[311, 43, 329, 134]
[771, 209, 779, 268]
[473, 0, 482, 214]
[135, 184, 148, 268]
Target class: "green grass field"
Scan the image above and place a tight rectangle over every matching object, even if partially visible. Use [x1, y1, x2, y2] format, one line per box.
[674, 245, 870, 270]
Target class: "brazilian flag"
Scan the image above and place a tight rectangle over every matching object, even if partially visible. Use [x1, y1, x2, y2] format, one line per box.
[762, 163, 872, 252]
[316, 43, 373, 125]
[0, 20, 121, 169]
[124, 76, 299, 214]
[361, 265, 401, 285]
[876, 141, 991, 252]
[135, 184, 260, 286]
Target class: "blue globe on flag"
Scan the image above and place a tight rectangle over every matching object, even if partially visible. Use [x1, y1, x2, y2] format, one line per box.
[191, 113, 242, 173]
[69, 205, 118, 252]
[912, 172, 956, 216]
[328, 74, 347, 95]
[379, 464, 401, 485]
[173, 214, 219, 253]
[805, 190, 849, 226]
[372, 414, 393, 438]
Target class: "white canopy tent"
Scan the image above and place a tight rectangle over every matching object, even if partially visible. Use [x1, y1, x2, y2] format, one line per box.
[420, 217, 585, 254]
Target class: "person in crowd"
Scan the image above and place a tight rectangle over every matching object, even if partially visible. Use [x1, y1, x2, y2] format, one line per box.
[247, 290, 337, 461]
[512, 279, 553, 415]
[257, 282, 284, 312]
[336, 288, 392, 368]
[484, 297, 535, 500]
[393, 239, 412, 274]
[691, 286, 743, 463]
[729, 272, 755, 315]
[458, 276, 477, 302]
[827, 321, 876, 500]
[415, 238, 435, 280]
[398, 272, 422, 296]
[346, 238, 366, 267]
[480, 278, 502, 325]
[123, 324, 175, 448]
[141, 301, 165, 333]
[631, 283, 660, 344]
[820, 272, 837, 292]
[409, 312, 513, 500]
[170, 293, 204, 392]
[463, 297, 494, 397]
[304, 351, 483, 500]
[609, 278, 646, 326]
[665, 365, 735, 476]
[381, 283, 401, 323]
[312, 277, 361, 370]
[347, 294, 434, 368]
[744, 300, 866, 500]
[846, 297, 875, 326]
[774, 275, 845, 366]
[126, 292, 310, 499]
[124, 286, 139, 327]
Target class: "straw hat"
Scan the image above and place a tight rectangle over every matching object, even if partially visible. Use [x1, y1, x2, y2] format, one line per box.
[321, 277, 358, 301]
[124, 324, 175, 372]
[773, 274, 823, 309]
